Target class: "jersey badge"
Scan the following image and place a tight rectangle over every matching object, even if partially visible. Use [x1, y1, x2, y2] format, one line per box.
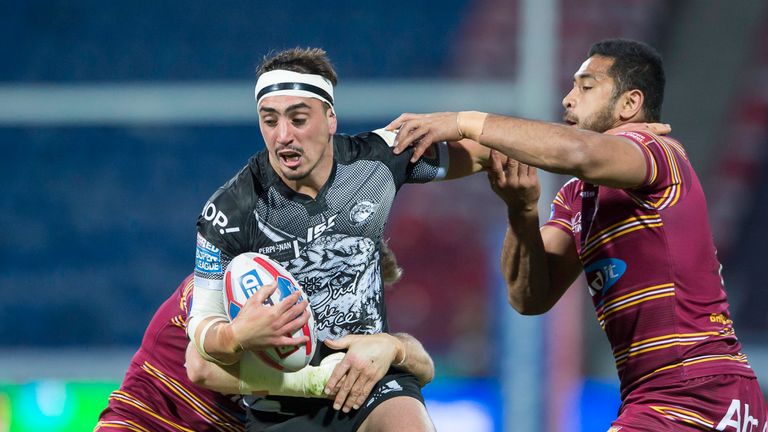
[584, 258, 626, 296]
[349, 201, 379, 226]
[195, 234, 222, 274]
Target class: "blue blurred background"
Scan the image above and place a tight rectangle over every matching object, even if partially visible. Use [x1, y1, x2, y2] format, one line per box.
[1, 1, 767, 430]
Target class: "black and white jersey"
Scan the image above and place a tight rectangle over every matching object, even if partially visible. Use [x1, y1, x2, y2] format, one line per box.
[194, 131, 447, 341]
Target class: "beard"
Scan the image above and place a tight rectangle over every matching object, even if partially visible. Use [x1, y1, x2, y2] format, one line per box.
[580, 101, 616, 133]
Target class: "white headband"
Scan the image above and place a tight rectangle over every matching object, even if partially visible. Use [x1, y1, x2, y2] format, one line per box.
[254, 70, 335, 109]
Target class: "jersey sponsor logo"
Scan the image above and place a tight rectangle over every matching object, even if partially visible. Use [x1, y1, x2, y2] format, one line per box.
[716, 399, 764, 431]
[349, 201, 379, 225]
[584, 258, 626, 296]
[306, 214, 337, 242]
[202, 201, 240, 235]
[195, 234, 222, 273]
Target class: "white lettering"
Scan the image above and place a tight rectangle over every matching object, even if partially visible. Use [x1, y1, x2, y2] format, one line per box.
[240, 273, 263, 298]
[305, 215, 338, 243]
[717, 399, 742, 431]
[203, 202, 217, 220]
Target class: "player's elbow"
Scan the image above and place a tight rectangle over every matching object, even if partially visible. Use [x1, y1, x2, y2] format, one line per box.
[421, 357, 435, 386]
[185, 343, 215, 388]
[507, 289, 552, 315]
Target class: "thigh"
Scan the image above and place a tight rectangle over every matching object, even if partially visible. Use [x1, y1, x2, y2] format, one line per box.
[357, 396, 434, 432]
[245, 371, 428, 432]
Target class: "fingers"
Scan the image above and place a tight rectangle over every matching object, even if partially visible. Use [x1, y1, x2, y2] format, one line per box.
[409, 132, 435, 163]
[324, 358, 350, 397]
[384, 113, 412, 132]
[324, 335, 354, 350]
[333, 364, 360, 412]
[249, 281, 278, 305]
[348, 376, 377, 411]
[647, 122, 672, 135]
[393, 121, 424, 156]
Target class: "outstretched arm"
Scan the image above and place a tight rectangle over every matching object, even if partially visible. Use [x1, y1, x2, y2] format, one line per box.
[322, 332, 435, 414]
[488, 150, 583, 314]
[388, 112, 670, 188]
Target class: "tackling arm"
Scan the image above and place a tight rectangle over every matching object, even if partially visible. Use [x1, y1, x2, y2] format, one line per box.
[185, 342, 343, 397]
[388, 112, 652, 188]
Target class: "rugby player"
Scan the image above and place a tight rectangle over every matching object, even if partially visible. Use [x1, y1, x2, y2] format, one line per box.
[387, 38, 766, 432]
[186, 47, 498, 432]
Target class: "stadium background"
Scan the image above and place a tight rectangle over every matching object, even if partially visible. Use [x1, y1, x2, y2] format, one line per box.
[1, 1, 767, 430]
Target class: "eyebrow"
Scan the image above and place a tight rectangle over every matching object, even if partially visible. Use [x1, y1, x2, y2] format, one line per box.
[259, 102, 312, 114]
[574, 72, 599, 82]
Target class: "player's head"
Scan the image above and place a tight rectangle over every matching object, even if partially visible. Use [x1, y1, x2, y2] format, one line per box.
[562, 38, 665, 132]
[255, 48, 339, 184]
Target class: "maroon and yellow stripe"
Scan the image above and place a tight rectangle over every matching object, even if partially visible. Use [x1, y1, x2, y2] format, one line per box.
[649, 405, 714, 431]
[141, 361, 241, 432]
[580, 214, 663, 260]
[107, 390, 196, 432]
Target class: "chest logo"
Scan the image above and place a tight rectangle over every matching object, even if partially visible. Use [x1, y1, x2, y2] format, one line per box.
[307, 215, 337, 242]
[349, 201, 379, 226]
[571, 211, 582, 233]
[584, 258, 626, 296]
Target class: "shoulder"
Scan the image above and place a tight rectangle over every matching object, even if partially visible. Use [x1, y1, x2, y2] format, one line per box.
[333, 131, 392, 163]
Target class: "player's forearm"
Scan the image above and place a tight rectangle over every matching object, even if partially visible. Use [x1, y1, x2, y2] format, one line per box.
[502, 208, 556, 315]
[196, 320, 244, 365]
[467, 114, 593, 176]
[392, 333, 435, 386]
[185, 341, 241, 394]
[464, 113, 646, 188]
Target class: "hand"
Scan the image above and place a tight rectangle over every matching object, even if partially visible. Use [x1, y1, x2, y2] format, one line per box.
[322, 334, 404, 413]
[606, 122, 671, 135]
[229, 282, 310, 352]
[488, 150, 541, 213]
[385, 112, 462, 162]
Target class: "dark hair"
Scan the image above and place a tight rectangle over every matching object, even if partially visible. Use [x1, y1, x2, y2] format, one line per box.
[257, 47, 338, 86]
[588, 39, 665, 122]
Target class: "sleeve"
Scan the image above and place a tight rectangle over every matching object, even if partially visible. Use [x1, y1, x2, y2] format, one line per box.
[363, 129, 449, 187]
[543, 179, 577, 237]
[189, 167, 255, 345]
[613, 131, 692, 210]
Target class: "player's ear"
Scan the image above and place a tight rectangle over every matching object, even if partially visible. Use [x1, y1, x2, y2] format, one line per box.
[618, 89, 644, 121]
[326, 106, 337, 135]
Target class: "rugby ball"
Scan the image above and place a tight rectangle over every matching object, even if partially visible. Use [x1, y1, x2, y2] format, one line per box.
[224, 252, 316, 372]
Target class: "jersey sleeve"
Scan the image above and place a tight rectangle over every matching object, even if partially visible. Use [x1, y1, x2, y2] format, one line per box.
[613, 131, 691, 210]
[189, 165, 255, 344]
[543, 178, 578, 237]
[353, 129, 448, 188]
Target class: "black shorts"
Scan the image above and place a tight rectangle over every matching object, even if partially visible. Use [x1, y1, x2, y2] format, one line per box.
[244, 369, 424, 432]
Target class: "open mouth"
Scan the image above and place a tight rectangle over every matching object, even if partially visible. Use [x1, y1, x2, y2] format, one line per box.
[563, 116, 578, 126]
[277, 150, 302, 168]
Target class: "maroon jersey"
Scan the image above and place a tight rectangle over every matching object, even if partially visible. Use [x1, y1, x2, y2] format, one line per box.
[96, 275, 245, 432]
[545, 130, 756, 399]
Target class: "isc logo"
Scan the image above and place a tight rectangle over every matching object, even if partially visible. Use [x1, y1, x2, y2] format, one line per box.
[306, 215, 337, 242]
